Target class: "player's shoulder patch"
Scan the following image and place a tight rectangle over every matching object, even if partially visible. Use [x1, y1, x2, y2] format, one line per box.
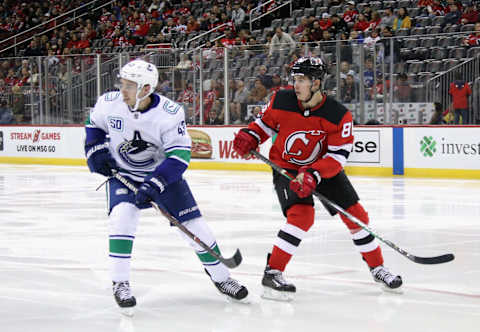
[161, 97, 181, 115]
[317, 96, 350, 125]
[272, 89, 299, 113]
[103, 91, 121, 102]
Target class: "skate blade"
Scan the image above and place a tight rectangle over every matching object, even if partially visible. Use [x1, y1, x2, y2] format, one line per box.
[119, 307, 135, 317]
[261, 287, 295, 302]
[381, 285, 403, 294]
[226, 295, 251, 304]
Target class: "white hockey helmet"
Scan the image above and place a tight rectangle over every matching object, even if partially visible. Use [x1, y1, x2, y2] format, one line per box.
[119, 59, 159, 97]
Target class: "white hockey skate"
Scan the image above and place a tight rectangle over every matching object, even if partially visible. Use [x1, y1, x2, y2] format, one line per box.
[371, 265, 403, 293]
[261, 254, 296, 302]
[205, 269, 249, 303]
[113, 281, 136, 316]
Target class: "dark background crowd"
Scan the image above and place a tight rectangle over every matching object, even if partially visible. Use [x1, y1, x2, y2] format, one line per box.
[0, 0, 479, 125]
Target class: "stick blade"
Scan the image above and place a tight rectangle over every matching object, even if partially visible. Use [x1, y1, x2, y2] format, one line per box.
[409, 253, 455, 265]
[222, 249, 243, 269]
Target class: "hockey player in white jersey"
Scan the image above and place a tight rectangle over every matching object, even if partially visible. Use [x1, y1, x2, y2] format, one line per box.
[84, 59, 248, 315]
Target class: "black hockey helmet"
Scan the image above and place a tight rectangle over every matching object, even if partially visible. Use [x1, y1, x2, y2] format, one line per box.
[291, 57, 327, 81]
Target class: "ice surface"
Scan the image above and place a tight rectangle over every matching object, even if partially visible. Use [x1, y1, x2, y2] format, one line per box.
[0, 165, 479, 332]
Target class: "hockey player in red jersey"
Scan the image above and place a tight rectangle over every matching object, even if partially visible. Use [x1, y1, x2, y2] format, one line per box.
[233, 57, 402, 301]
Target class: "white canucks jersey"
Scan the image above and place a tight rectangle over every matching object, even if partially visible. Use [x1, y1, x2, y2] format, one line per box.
[86, 91, 191, 181]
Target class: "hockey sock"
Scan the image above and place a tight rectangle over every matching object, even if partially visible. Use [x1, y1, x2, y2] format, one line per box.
[109, 203, 140, 282]
[177, 217, 229, 283]
[340, 203, 384, 268]
[269, 204, 314, 271]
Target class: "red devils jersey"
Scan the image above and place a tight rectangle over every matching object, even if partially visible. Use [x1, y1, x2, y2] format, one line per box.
[248, 89, 354, 178]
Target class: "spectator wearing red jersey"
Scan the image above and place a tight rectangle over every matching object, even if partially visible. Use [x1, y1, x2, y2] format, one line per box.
[202, 79, 217, 121]
[418, 0, 434, 7]
[309, 21, 322, 41]
[425, 0, 445, 16]
[319, 13, 333, 31]
[368, 11, 381, 31]
[449, 72, 472, 124]
[220, 29, 236, 48]
[392, 7, 412, 31]
[4, 69, 18, 86]
[353, 13, 370, 32]
[463, 22, 480, 46]
[75, 32, 91, 50]
[460, 2, 479, 25]
[343, 1, 358, 26]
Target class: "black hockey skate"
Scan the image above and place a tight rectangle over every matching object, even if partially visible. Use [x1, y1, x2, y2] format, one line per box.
[261, 254, 296, 301]
[371, 265, 403, 292]
[205, 269, 249, 302]
[113, 281, 136, 316]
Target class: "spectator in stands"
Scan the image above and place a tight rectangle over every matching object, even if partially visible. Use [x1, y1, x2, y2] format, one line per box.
[460, 2, 479, 25]
[309, 20, 322, 41]
[380, 7, 396, 29]
[392, 7, 412, 31]
[203, 78, 217, 121]
[24, 39, 44, 56]
[424, 0, 446, 17]
[206, 107, 223, 125]
[341, 73, 358, 103]
[380, 26, 401, 64]
[177, 80, 195, 109]
[247, 78, 268, 105]
[0, 100, 13, 124]
[11, 84, 27, 123]
[463, 22, 480, 46]
[232, 2, 246, 30]
[319, 13, 333, 31]
[429, 102, 447, 124]
[231, 79, 250, 120]
[449, 72, 472, 124]
[269, 74, 284, 94]
[257, 65, 273, 89]
[368, 11, 382, 31]
[294, 17, 310, 35]
[268, 27, 296, 58]
[364, 29, 381, 50]
[394, 73, 412, 102]
[245, 105, 262, 123]
[343, 1, 359, 27]
[330, 14, 348, 35]
[353, 13, 370, 32]
[176, 53, 192, 70]
[339, 60, 356, 81]
[444, 4, 462, 26]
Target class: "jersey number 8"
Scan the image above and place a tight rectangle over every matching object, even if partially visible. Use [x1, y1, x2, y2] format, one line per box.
[341, 121, 353, 138]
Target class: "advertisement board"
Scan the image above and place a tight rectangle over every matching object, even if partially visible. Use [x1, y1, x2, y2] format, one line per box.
[0, 126, 85, 164]
[404, 127, 480, 170]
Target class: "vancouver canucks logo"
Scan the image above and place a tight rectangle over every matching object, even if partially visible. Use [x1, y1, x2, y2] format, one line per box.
[118, 130, 157, 167]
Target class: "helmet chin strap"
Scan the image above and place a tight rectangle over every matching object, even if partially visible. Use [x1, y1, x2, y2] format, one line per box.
[301, 79, 323, 109]
[130, 85, 150, 112]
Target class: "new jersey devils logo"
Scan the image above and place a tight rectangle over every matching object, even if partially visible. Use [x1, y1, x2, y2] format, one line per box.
[282, 130, 325, 165]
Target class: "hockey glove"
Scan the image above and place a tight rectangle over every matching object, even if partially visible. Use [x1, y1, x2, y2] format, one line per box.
[233, 128, 260, 157]
[289, 166, 321, 198]
[135, 174, 167, 206]
[85, 143, 117, 177]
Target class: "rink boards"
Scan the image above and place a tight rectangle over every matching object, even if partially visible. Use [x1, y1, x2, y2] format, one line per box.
[0, 125, 478, 179]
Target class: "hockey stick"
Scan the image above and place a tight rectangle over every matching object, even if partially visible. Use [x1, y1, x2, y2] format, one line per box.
[112, 172, 242, 269]
[251, 150, 455, 265]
